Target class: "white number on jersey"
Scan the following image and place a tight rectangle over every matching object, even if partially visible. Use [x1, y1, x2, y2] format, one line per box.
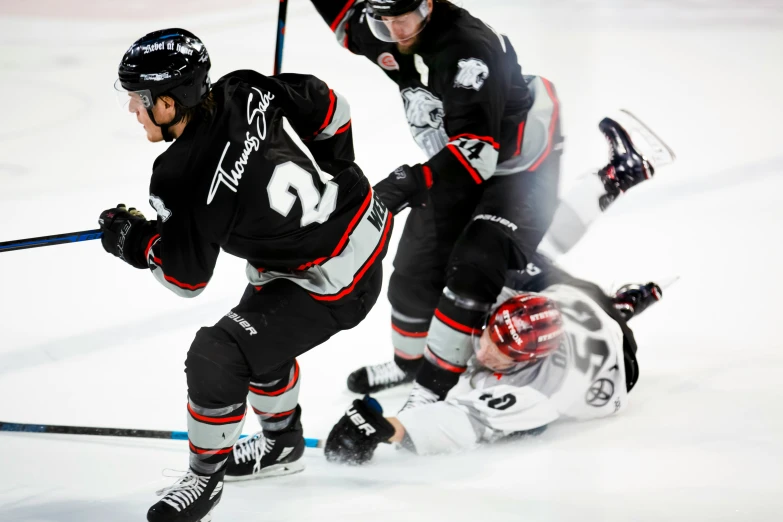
[267, 117, 338, 227]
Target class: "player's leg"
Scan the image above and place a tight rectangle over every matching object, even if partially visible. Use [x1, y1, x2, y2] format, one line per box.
[147, 327, 250, 522]
[221, 271, 382, 480]
[225, 358, 306, 481]
[347, 188, 479, 394]
[404, 159, 561, 408]
[541, 113, 670, 256]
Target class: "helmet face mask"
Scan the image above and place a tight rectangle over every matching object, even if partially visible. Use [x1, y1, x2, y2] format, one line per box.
[366, 0, 431, 44]
[114, 79, 154, 113]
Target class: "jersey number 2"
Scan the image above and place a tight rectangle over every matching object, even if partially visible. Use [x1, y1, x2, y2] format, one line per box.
[267, 118, 339, 227]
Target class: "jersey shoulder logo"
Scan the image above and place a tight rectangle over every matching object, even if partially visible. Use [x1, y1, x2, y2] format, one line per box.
[401, 87, 444, 129]
[149, 194, 172, 222]
[377, 52, 400, 71]
[454, 58, 489, 91]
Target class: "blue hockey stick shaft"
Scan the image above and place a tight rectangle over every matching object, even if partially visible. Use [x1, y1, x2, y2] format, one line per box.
[0, 420, 323, 448]
[273, 0, 289, 75]
[0, 229, 103, 253]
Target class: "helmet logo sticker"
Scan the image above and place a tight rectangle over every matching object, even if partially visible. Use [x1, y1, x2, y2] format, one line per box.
[454, 58, 489, 91]
[140, 72, 171, 82]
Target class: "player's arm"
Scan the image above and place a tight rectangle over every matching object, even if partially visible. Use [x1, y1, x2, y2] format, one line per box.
[233, 70, 355, 165]
[98, 181, 219, 298]
[324, 386, 558, 463]
[309, 0, 367, 55]
[143, 179, 220, 298]
[375, 45, 506, 212]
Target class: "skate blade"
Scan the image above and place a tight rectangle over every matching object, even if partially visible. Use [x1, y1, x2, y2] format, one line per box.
[224, 461, 305, 483]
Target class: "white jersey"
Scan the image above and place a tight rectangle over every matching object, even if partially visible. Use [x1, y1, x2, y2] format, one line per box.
[397, 284, 630, 455]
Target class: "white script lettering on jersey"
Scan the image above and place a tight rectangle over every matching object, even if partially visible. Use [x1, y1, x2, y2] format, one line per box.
[207, 88, 275, 205]
[149, 194, 172, 222]
[454, 58, 489, 91]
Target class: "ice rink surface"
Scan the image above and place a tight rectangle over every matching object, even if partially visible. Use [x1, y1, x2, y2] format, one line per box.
[1, 1, 782, 520]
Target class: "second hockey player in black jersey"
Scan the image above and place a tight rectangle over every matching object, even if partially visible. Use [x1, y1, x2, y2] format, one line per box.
[101, 29, 391, 522]
[309, 0, 658, 408]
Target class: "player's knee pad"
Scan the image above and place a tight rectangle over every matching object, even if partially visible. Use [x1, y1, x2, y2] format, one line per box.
[186, 327, 251, 408]
[388, 270, 444, 318]
[447, 220, 515, 304]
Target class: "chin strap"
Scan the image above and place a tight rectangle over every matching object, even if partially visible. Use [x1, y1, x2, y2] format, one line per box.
[147, 104, 184, 142]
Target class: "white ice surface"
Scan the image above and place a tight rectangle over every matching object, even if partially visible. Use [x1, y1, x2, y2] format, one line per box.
[1, 1, 782, 521]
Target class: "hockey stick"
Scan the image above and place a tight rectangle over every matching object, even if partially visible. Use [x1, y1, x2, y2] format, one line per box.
[273, 0, 289, 75]
[0, 420, 324, 448]
[0, 229, 102, 253]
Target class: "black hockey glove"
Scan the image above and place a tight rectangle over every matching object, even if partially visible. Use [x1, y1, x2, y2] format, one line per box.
[613, 282, 662, 321]
[373, 164, 431, 214]
[325, 396, 395, 465]
[98, 204, 156, 269]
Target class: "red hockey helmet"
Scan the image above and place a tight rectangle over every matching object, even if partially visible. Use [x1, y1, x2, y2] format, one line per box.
[485, 294, 564, 363]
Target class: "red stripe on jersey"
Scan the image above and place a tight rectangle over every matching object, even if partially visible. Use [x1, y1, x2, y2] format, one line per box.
[331, 189, 373, 256]
[446, 144, 483, 184]
[343, 26, 350, 49]
[449, 133, 500, 150]
[144, 234, 161, 260]
[425, 346, 467, 374]
[249, 361, 300, 397]
[187, 403, 245, 425]
[422, 165, 434, 188]
[335, 120, 352, 135]
[514, 121, 526, 156]
[188, 441, 233, 456]
[331, 0, 356, 32]
[296, 257, 329, 271]
[391, 323, 428, 338]
[311, 212, 392, 302]
[295, 188, 373, 271]
[528, 78, 560, 172]
[163, 275, 208, 291]
[315, 90, 337, 137]
[434, 309, 481, 335]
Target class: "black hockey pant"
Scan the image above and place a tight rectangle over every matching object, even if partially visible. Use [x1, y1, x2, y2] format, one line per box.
[184, 268, 382, 474]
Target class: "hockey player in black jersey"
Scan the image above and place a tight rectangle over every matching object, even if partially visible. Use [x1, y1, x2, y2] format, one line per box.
[309, 0, 657, 406]
[101, 29, 391, 522]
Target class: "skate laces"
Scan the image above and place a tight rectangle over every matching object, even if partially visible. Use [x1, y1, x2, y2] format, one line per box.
[232, 432, 261, 464]
[233, 431, 275, 474]
[156, 470, 210, 511]
[367, 361, 407, 387]
[399, 382, 439, 413]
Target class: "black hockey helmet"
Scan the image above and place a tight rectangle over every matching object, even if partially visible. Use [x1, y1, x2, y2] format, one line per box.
[115, 28, 211, 141]
[366, 0, 431, 43]
[117, 28, 211, 108]
[367, 0, 425, 17]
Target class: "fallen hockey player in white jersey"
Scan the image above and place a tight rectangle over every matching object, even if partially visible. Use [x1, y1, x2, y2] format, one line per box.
[323, 259, 662, 462]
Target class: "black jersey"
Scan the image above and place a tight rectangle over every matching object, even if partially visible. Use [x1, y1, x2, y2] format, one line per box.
[312, 0, 559, 185]
[142, 70, 392, 299]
